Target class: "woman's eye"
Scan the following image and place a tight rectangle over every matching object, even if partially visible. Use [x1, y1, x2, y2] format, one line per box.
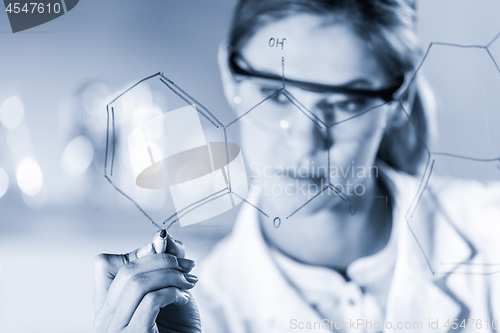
[333, 98, 371, 113]
[261, 88, 288, 104]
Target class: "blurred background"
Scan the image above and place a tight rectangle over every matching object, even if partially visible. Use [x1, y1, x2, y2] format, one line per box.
[0, 0, 499, 332]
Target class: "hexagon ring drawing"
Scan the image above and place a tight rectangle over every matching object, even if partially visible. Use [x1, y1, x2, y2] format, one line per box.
[128, 104, 248, 227]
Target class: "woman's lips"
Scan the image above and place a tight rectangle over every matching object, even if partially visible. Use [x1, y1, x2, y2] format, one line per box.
[284, 173, 327, 185]
[285, 170, 328, 180]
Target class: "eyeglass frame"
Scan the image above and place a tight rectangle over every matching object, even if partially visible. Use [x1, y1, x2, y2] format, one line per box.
[228, 50, 407, 103]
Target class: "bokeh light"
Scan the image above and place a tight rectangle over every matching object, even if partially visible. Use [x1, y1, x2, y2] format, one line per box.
[81, 83, 112, 133]
[0, 96, 25, 130]
[16, 157, 44, 196]
[280, 119, 289, 129]
[61, 136, 95, 177]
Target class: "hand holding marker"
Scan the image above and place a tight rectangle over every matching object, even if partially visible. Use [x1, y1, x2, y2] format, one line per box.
[130, 228, 198, 291]
[134, 229, 169, 259]
[93, 229, 201, 333]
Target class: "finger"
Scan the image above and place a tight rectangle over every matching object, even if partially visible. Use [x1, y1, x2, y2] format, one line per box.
[94, 243, 155, 313]
[93, 243, 156, 314]
[126, 288, 190, 333]
[96, 253, 188, 320]
[93, 252, 133, 314]
[104, 269, 197, 331]
[128, 243, 155, 261]
[94, 238, 195, 315]
[111, 253, 194, 301]
[165, 232, 185, 258]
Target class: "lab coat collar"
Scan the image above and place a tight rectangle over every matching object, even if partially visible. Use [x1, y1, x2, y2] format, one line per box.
[379, 163, 471, 332]
[229, 196, 324, 330]
[229, 161, 471, 331]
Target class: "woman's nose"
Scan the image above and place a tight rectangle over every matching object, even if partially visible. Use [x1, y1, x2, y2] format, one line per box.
[284, 94, 332, 156]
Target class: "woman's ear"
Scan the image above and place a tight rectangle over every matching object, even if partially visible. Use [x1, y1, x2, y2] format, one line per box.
[386, 100, 409, 130]
[386, 80, 417, 129]
[218, 41, 239, 108]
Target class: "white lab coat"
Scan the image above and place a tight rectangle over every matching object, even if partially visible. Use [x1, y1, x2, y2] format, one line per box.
[193, 163, 500, 332]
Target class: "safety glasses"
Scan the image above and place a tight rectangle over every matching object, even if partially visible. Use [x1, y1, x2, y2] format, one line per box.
[228, 51, 405, 103]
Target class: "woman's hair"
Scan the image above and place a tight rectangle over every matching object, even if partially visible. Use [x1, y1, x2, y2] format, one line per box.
[228, 0, 432, 175]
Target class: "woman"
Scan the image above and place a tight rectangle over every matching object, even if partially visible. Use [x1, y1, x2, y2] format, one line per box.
[93, 0, 500, 332]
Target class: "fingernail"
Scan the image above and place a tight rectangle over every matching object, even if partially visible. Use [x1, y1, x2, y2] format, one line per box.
[177, 258, 195, 269]
[136, 243, 154, 259]
[183, 273, 198, 284]
[166, 233, 183, 246]
[180, 291, 190, 301]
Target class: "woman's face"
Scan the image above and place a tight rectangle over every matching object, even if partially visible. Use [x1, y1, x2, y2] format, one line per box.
[225, 15, 398, 218]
